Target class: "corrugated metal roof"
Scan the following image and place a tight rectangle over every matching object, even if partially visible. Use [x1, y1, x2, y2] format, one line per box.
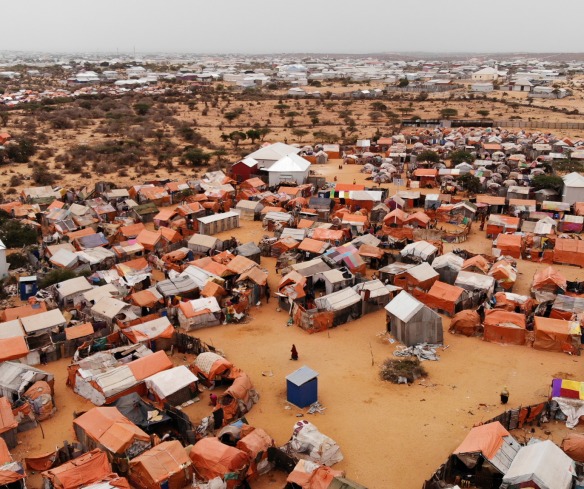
[286, 366, 318, 386]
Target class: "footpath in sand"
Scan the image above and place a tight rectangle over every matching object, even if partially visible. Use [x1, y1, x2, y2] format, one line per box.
[12, 161, 584, 489]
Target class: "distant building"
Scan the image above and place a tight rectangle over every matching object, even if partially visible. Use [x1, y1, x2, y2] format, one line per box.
[472, 67, 499, 81]
[471, 82, 494, 92]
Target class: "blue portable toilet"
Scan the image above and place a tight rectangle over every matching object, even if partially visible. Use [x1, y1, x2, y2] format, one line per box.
[18, 276, 38, 301]
[286, 366, 319, 408]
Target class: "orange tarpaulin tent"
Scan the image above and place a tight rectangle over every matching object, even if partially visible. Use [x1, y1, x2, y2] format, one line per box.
[483, 310, 526, 345]
[0, 336, 29, 362]
[127, 350, 173, 381]
[73, 407, 151, 457]
[533, 316, 580, 353]
[236, 427, 274, 480]
[453, 421, 513, 467]
[425, 281, 465, 316]
[286, 459, 344, 489]
[129, 441, 192, 489]
[495, 234, 522, 259]
[562, 433, 584, 463]
[554, 238, 584, 268]
[0, 437, 25, 486]
[42, 449, 129, 489]
[189, 437, 249, 489]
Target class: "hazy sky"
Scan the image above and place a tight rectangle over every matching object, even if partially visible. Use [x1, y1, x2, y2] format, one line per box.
[2, 0, 584, 54]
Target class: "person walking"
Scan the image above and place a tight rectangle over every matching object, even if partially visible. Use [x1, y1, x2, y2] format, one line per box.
[500, 386, 509, 405]
[209, 393, 218, 407]
[265, 284, 271, 304]
[290, 344, 298, 361]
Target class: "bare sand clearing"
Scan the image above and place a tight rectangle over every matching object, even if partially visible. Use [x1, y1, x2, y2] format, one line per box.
[11, 162, 584, 488]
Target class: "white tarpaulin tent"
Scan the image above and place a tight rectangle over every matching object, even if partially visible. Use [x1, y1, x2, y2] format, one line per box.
[284, 421, 343, 467]
[20, 309, 66, 334]
[502, 440, 575, 489]
[144, 366, 198, 402]
[314, 287, 361, 312]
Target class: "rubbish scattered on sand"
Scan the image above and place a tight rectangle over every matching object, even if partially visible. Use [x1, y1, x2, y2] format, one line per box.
[307, 401, 326, 415]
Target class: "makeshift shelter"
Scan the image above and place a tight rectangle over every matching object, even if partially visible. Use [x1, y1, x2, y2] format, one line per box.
[272, 236, 300, 257]
[370, 203, 390, 223]
[483, 310, 526, 345]
[197, 211, 239, 235]
[122, 316, 175, 351]
[559, 214, 584, 233]
[383, 208, 408, 227]
[191, 351, 234, 386]
[551, 294, 584, 320]
[313, 287, 362, 326]
[452, 422, 520, 478]
[311, 228, 345, 245]
[353, 279, 391, 312]
[155, 275, 198, 299]
[235, 427, 274, 481]
[502, 440, 575, 489]
[69, 348, 172, 406]
[494, 234, 522, 259]
[128, 440, 192, 489]
[384, 291, 443, 346]
[489, 259, 517, 291]
[461, 255, 491, 275]
[0, 437, 25, 487]
[0, 362, 54, 403]
[0, 397, 18, 449]
[399, 241, 438, 264]
[455, 271, 496, 298]
[531, 266, 567, 302]
[486, 215, 520, 239]
[91, 296, 136, 327]
[177, 297, 222, 331]
[298, 238, 330, 257]
[0, 336, 29, 363]
[379, 263, 415, 285]
[282, 421, 343, 467]
[562, 433, 584, 463]
[533, 317, 580, 353]
[20, 308, 67, 336]
[235, 241, 261, 264]
[424, 281, 466, 316]
[55, 276, 93, 306]
[23, 380, 55, 421]
[41, 449, 129, 489]
[431, 252, 463, 285]
[554, 238, 584, 268]
[550, 378, 584, 428]
[235, 200, 264, 220]
[562, 171, 584, 204]
[73, 407, 151, 461]
[286, 459, 344, 489]
[493, 292, 534, 313]
[189, 437, 249, 489]
[217, 372, 259, 426]
[396, 262, 439, 292]
[448, 310, 481, 336]
[187, 234, 220, 256]
[323, 245, 366, 275]
[316, 268, 353, 296]
[286, 366, 318, 408]
[112, 393, 172, 433]
[144, 366, 198, 406]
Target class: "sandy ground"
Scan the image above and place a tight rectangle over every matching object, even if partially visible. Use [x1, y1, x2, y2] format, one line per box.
[2, 78, 584, 195]
[9, 161, 584, 489]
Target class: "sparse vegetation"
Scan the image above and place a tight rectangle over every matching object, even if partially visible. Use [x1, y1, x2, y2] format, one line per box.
[379, 357, 428, 384]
